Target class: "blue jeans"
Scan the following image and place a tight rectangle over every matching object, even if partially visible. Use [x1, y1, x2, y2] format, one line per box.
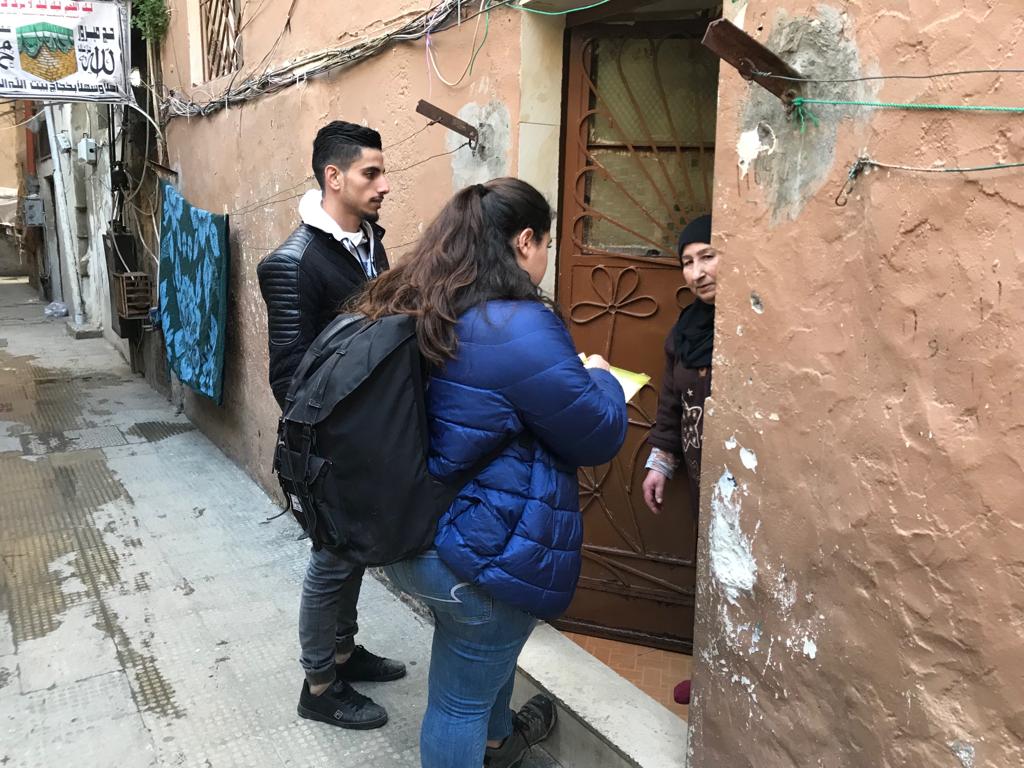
[298, 546, 364, 685]
[385, 550, 537, 768]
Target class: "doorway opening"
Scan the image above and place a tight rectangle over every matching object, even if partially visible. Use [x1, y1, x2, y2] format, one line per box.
[551, 0, 722, 721]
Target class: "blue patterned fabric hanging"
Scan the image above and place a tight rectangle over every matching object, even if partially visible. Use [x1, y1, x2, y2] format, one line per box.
[158, 181, 230, 403]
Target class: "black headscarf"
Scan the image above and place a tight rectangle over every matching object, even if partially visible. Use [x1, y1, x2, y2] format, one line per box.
[672, 299, 715, 368]
[671, 215, 715, 368]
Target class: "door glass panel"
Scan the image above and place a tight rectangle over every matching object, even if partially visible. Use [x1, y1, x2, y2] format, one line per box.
[592, 38, 719, 147]
[580, 36, 719, 260]
[586, 149, 712, 257]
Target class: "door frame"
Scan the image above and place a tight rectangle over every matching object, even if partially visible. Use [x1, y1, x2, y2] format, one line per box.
[550, 16, 719, 652]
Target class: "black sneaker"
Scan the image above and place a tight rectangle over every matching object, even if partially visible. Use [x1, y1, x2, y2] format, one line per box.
[297, 678, 388, 730]
[336, 645, 407, 683]
[484, 694, 558, 768]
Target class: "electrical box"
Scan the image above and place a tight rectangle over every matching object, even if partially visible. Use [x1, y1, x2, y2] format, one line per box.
[56, 131, 72, 151]
[23, 195, 44, 227]
[77, 136, 97, 164]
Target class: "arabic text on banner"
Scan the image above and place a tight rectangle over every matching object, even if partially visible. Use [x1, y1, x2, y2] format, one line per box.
[0, 1, 132, 104]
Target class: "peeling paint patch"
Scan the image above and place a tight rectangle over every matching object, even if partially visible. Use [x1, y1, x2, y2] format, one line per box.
[771, 570, 798, 614]
[739, 7, 875, 220]
[737, 122, 777, 179]
[726, 0, 749, 29]
[740, 447, 758, 473]
[449, 101, 511, 189]
[710, 469, 757, 604]
[730, 672, 758, 704]
[802, 636, 818, 660]
[725, 435, 738, 450]
[750, 292, 765, 314]
[749, 624, 762, 653]
[949, 740, 975, 768]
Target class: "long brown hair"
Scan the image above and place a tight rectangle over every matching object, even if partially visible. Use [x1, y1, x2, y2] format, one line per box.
[352, 177, 553, 365]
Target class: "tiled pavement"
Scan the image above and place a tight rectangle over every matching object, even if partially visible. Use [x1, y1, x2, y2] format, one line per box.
[0, 278, 558, 768]
[563, 632, 691, 721]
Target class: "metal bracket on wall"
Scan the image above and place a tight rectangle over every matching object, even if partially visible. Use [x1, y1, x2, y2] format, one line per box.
[415, 100, 480, 150]
[702, 19, 805, 113]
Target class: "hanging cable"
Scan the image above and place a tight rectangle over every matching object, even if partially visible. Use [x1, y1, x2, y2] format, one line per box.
[0, 110, 43, 130]
[228, 141, 471, 217]
[162, 0, 476, 119]
[162, 0, 611, 119]
[384, 120, 436, 150]
[754, 67, 1024, 84]
[835, 154, 1024, 206]
[426, 0, 490, 88]
[515, 0, 611, 15]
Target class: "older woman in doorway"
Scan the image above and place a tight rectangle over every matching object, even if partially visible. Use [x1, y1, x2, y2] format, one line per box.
[641, 214, 716, 707]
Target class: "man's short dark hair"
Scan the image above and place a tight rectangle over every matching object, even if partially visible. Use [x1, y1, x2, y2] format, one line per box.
[312, 121, 383, 189]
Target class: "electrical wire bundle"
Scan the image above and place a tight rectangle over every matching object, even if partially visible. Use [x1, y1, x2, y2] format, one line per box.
[162, 0, 486, 120]
[161, 0, 612, 119]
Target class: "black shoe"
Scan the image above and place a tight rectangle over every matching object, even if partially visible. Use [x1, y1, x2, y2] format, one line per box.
[297, 678, 388, 730]
[336, 645, 407, 683]
[484, 694, 558, 768]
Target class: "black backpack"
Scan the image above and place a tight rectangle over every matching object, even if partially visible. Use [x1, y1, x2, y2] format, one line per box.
[273, 313, 513, 566]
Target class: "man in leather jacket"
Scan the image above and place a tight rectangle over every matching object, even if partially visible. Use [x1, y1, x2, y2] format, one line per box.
[257, 121, 405, 730]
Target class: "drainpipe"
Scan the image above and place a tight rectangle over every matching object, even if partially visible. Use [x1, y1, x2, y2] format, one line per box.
[44, 104, 86, 327]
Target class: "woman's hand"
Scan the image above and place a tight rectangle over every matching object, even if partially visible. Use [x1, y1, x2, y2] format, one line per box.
[583, 354, 612, 372]
[642, 469, 668, 515]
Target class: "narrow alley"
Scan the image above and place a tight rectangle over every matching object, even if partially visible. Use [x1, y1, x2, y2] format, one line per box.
[4, 0, 1023, 765]
[0, 278, 557, 767]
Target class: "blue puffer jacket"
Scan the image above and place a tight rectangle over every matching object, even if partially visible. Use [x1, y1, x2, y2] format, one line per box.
[428, 300, 628, 619]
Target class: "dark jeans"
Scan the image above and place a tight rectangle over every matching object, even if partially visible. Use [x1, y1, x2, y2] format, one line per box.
[299, 545, 364, 686]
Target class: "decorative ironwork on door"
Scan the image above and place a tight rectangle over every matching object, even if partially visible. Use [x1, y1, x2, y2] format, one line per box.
[555, 22, 718, 652]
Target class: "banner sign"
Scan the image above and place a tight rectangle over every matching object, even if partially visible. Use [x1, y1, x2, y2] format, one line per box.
[0, 0, 132, 103]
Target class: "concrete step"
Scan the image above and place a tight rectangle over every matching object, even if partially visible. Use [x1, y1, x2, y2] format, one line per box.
[513, 624, 688, 768]
[523, 746, 563, 767]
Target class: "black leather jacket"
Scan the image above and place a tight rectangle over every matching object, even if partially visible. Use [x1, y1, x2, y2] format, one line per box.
[257, 222, 388, 408]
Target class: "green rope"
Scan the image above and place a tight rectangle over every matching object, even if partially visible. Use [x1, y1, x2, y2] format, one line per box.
[793, 97, 1024, 114]
[794, 102, 820, 133]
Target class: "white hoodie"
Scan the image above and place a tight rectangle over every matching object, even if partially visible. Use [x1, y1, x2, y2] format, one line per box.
[298, 189, 377, 278]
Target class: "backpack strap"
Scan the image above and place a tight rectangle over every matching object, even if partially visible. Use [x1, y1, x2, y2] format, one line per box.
[284, 315, 366, 407]
[436, 432, 531, 511]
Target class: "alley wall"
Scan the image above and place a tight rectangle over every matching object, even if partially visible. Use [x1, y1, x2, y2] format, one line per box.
[0, 107, 18, 188]
[0, 108, 19, 276]
[690, 2, 1024, 766]
[160, 1, 528, 489]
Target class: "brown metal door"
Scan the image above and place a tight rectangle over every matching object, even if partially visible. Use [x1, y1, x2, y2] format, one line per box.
[553, 23, 718, 652]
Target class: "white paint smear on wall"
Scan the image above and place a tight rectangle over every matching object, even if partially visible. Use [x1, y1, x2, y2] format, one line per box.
[740, 447, 758, 472]
[802, 636, 818, 660]
[948, 740, 975, 768]
[710, 468, 757, 604]
[736, 123, 777, 178]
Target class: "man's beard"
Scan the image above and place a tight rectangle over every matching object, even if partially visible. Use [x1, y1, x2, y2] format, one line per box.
[363, 209, 380, 223]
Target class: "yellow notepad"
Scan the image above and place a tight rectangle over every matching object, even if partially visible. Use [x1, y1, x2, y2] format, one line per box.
[579, 354, 651, 403]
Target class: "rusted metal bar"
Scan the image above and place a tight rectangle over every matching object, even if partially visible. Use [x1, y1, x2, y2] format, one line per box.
[415, 100, 479, 149]
[702, 18, 805, 111]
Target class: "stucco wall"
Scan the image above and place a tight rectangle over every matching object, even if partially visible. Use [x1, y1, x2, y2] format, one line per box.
[691, 2, 1024, 767]
[161, 1, 527, 489]
[0, 108, 19, 189]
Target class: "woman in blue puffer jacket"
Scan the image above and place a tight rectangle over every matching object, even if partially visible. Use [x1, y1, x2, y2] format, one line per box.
[354, 177, 627, 768]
